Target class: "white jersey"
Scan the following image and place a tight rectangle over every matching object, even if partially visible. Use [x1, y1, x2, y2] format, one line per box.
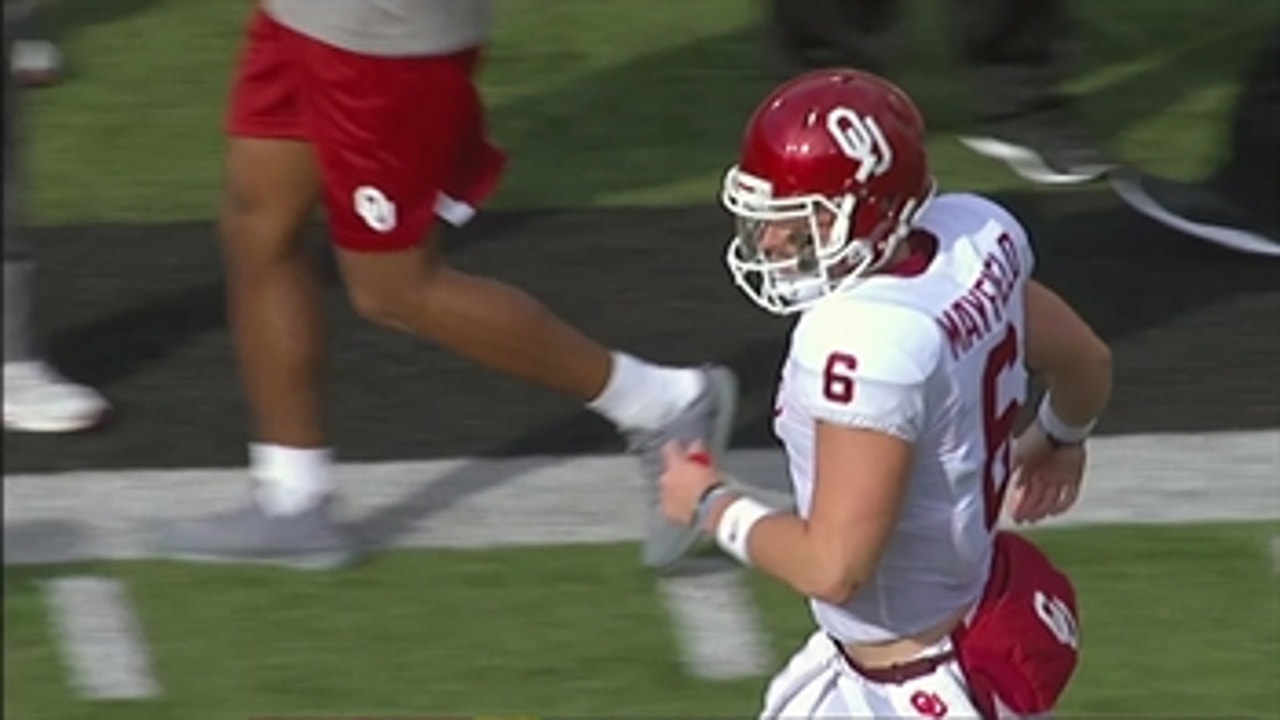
[773, 192, 1035, 644]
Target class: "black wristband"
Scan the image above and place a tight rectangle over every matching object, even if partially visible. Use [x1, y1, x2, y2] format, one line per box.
[692, 481, 730, 529]
[1043, 426, 1086, 449]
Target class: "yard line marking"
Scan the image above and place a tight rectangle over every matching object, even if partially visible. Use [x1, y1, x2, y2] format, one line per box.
[42, 576, 161, 699]
[5, 430, 1278, 566]
[659, 560, 773, 680]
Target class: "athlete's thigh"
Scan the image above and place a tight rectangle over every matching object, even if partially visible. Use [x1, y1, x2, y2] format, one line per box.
[297, 40, 506, 255]
[226, 7, 308, 142]
[222, 7, 319, 262]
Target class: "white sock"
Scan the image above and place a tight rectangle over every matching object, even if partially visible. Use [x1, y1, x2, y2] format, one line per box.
[250, 443, 334, 516]
[587, 352, 706, 431]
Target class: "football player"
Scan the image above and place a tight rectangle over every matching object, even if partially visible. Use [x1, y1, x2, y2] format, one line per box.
[661, 68, 1112, 718]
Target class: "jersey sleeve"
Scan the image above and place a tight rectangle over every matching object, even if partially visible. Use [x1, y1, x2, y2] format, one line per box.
[788, 298, 944, 442]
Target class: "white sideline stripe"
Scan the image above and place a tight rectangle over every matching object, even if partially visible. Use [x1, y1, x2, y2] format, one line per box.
[659, 568, 773, 680]
[3, 430, 1278, 566]
[1271, 535, 1280, 575]
[42, 577, 160, 699]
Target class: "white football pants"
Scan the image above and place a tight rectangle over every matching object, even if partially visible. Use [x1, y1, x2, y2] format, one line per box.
[757, 629, 1028, 719]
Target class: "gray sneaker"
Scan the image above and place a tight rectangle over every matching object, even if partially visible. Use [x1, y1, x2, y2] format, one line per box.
[149, 492, 355, 570]
[626, 365, 739, 570]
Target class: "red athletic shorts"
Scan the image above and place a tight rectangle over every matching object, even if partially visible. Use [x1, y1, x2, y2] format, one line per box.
[225, 8, 507, 252]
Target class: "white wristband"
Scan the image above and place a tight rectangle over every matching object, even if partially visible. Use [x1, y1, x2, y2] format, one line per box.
[714, 496, 775, 565]
[1037, 394, 1096, 444]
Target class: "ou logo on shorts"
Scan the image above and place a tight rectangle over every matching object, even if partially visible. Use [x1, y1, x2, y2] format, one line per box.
[354, 185, 397, 233]
[1034, 590, 1080, 650]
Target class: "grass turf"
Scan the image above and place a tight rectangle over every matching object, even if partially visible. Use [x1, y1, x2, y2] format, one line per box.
[19, 0, 1280, 225]
[5, 521, 1277, 719]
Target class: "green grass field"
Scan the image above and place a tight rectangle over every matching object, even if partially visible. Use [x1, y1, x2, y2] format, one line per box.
[6, 2, 1279, 718]
[21, 0, 1279, 224]
[5, 522, 1278, 719]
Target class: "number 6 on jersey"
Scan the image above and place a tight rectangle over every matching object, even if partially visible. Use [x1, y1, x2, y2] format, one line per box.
[981, 324, 1022, 530]
[822, 352, 859, 404]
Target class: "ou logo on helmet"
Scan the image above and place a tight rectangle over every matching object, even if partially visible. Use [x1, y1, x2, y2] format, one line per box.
[826, 107, 894, 183]
[1034, 590, 1080, 650]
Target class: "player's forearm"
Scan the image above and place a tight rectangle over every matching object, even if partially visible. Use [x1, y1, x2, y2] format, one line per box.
[1041, 338, 1112, 428]
[1025, 281, 1113, 429]
[705, 496, 859, 605]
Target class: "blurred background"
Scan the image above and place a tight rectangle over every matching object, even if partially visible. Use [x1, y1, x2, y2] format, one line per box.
[4, 1, 1278, 719]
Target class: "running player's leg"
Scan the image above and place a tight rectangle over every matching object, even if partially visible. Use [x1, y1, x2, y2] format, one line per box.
[150, 8, 350, 569]
[308, 43, 736, 570]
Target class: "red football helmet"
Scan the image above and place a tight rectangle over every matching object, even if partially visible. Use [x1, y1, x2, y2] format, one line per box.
[721, 68, 936, 314]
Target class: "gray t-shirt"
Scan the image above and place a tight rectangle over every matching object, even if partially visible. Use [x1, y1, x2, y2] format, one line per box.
[264, 0, 492, 57]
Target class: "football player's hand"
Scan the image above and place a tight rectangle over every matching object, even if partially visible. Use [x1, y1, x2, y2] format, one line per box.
[659, 439, 720, 527]
[1007, 423, 1086, 525]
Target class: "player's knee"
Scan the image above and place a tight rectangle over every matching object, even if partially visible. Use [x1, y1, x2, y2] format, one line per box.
[219, 205, 312, 279]
[222, 169, 265, 219]
[345, 274, 421, 333]
[219, 139, 318, 267]
[339, 239, 448, 333]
